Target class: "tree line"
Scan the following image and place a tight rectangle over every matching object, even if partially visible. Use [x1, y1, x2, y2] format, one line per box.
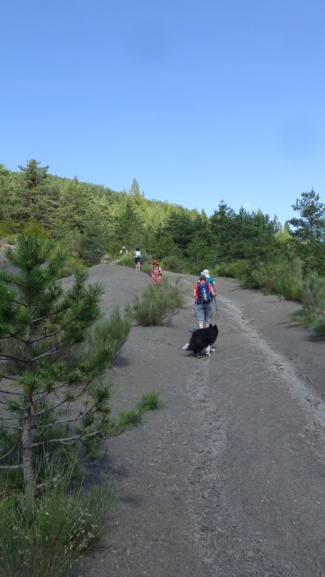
[1, 159, 325, 280]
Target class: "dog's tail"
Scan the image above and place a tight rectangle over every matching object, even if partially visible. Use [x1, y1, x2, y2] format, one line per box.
[182, 343, 190, 350]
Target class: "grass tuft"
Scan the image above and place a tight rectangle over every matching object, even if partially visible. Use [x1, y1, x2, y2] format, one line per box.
[0, 467, 112, 577]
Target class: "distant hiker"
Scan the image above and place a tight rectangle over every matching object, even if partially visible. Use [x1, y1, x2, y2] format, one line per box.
[120, 246, 128, 256]
[151, 260, 162, 283]
[133, 247, 141, 270]
[201, 269, 216, 294]
[193, 273, 216, 329]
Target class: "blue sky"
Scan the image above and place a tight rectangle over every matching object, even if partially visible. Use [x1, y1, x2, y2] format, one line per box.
[1, 0, 324, 227]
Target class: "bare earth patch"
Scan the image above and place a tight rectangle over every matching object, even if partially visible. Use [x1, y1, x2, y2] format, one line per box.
[65, 265, 325, 577]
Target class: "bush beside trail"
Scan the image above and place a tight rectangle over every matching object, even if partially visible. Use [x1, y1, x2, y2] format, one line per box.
[216, 258, 325, 337]
[299, 272, 325, 336]
[126, 277, 185, 326]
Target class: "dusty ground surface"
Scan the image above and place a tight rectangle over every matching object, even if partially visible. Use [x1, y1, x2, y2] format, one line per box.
[61, 264, 324, 577]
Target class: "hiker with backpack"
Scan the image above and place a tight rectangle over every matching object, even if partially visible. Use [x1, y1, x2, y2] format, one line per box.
[151, 260, 162, 283]
[201, 268, 218, 319]
[193, 272, 216, 329]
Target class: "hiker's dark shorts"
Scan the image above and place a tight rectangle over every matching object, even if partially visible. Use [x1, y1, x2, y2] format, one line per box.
[134, 257, 141, 263]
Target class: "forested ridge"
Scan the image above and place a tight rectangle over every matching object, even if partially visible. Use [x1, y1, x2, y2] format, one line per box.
[1, 159, 325, 333]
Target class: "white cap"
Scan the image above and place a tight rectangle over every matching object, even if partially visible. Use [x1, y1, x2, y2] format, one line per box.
[202, 269, 210, 277]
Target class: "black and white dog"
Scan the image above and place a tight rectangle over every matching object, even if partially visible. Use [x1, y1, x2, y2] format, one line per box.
[182, 324, 219, 358]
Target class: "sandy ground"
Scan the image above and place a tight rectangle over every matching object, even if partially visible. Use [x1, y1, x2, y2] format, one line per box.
[53, 264, 324, 577]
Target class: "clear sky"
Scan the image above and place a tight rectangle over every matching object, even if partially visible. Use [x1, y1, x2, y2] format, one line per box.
[1, 0, 324, 227]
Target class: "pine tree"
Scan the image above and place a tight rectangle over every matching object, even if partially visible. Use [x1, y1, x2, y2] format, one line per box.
[289, 189, 325, 242]
[0, 235, 143, 501]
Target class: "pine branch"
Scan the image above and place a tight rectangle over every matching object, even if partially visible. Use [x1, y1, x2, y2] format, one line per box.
[0, 388, 23, 396]
[0, 414, 24, 424]
[0, 353, 26, 363]
[30, 380, 95, 421]
[31, 427, 107, 447]
[30, 343, 70, 362]
[35, 398, 106, 429]
[31, 302, 79, 325]
[29, 306, 92, 343]
[0, 440, 20, 461]
[0, 375, 20, 383]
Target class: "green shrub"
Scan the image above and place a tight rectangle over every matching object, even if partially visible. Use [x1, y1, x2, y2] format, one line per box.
[0, 467, 112, 577]
[246, 259, 304, 301]
[22, 216, 49, 239]
[81, 305, 131, 360]
[55, 255, 85, 279]
[141, 262, 153, 275]
[116, 254, 135, 268]
[0, 235, 16, 245]
[161, 255, 187, 273]
[0, 221, 9, 237]
[299, 273, 325, 336]
[215, 260, 248, 280]
[126, 277, 184, 326]
[217, 258, 305, 302]
[104, 305, 132, 355]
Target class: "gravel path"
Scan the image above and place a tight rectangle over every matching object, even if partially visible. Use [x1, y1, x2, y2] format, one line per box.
[65, 264, 325, 577]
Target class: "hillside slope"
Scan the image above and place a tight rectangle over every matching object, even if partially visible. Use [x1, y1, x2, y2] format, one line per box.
[63, 265, 325, 577]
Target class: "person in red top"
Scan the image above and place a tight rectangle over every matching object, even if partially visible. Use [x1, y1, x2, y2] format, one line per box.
[151, 260, 162, 283]
[193, 273, 216, 328]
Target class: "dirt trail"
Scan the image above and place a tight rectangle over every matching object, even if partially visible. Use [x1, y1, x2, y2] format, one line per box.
[66, 265, 325, 577]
